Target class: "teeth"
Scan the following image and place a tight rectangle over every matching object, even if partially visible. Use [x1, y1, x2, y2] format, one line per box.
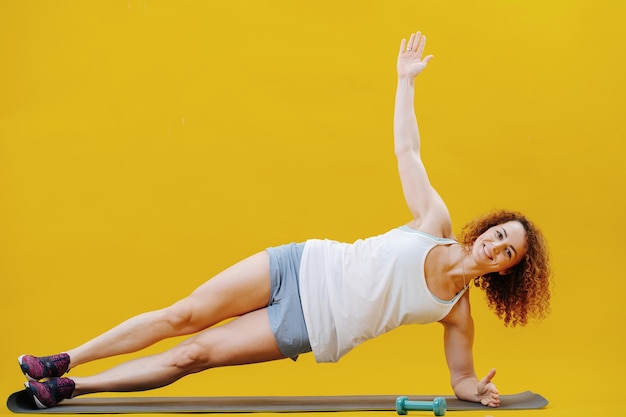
[483, 244, 492, 260]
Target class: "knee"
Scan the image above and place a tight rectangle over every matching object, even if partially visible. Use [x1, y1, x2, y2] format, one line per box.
[161, 301, 195, 334]
[168, 342, 211, 373]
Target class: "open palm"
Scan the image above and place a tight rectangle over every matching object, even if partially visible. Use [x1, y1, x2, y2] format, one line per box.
[397, 31, 434, 78]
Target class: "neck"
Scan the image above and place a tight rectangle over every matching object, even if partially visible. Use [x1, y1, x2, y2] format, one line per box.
[448, 244, 469, 292]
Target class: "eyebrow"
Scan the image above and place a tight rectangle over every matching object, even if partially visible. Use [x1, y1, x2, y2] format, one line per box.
[501, 227, 518, 258]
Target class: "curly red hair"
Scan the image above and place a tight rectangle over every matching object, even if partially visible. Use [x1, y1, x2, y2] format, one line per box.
[459, 210, 552, 327]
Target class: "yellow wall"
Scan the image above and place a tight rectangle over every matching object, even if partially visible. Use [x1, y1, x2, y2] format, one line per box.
[1, 1, 625, 415]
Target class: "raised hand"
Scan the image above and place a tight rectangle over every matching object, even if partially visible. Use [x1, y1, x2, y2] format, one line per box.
[397, 31, 434, 79]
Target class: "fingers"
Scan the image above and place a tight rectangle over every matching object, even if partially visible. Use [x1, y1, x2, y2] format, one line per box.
[478, 369, 498, 392]
[479, 368, 496, 385]
[485, 368, 497, 382]
[415, 32, 425, 56]
[485, 387, 500, 407]
[400, 31, 431, 60]
[407, 32, 418, 51]
[480, 389, 501, 408]
[398, 30, 433, 77]
[399, 38, 406, 54]
[478, 368, 499, 407]
[402, 32, 420, 53]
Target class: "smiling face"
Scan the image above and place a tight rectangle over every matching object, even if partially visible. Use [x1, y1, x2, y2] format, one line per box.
[471, 220, 528, 274]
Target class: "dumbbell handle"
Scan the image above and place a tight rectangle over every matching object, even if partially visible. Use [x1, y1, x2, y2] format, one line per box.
[395, 396, 446, 416]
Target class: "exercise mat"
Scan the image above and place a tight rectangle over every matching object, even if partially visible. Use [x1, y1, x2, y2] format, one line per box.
[7, 390, 548, 413]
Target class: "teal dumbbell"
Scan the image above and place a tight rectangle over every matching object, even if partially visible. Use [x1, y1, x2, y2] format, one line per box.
[395, 396, 446, 416]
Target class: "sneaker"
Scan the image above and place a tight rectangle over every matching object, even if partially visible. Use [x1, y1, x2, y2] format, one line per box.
[24, 378, 75, 409]
[18, 353, 71, 381]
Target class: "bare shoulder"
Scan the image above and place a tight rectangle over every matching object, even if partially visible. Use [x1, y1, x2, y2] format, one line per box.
[440, 291, 472, 329]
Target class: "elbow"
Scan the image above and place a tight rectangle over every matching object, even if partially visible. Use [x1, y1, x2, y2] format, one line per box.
[394, 144, 419, 159]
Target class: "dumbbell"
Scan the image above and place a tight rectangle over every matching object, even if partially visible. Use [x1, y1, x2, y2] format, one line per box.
[395, 396, 446, 416]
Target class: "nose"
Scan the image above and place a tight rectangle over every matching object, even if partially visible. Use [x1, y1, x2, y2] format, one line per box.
[493, 241, 506, 253]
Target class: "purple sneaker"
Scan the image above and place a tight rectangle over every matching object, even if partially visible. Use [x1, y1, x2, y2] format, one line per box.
[18, 353, 71, 381]
[24, 378, 75, 409]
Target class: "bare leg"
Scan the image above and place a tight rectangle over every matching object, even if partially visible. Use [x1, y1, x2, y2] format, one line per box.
[71, 308, 284, 395]
[65, 251, 272, 370]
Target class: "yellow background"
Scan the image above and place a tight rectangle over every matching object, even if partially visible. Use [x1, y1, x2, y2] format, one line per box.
[1, 1, 625, 416]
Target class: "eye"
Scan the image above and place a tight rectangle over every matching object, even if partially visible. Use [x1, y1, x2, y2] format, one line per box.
[496, 230, 503, 239]
[505, 248, 512, 258]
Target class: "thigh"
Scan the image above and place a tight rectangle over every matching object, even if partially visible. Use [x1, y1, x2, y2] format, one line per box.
[189, 308, 286, 367]
[173, 251, 272, 331]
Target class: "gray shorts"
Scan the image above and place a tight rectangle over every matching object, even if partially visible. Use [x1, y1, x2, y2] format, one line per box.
[266, 242, 312, 360]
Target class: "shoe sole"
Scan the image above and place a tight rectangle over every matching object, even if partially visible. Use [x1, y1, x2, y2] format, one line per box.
[17, 355, 38, 382]
[24, 382, 49, 409]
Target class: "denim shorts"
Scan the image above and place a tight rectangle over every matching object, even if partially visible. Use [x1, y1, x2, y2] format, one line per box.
[266, 242, 312, 360]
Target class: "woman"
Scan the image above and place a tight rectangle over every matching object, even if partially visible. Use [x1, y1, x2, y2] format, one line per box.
[19, 31, 551, 409]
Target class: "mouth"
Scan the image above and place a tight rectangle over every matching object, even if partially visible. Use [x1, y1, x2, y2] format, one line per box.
[483, 244, 493, 261]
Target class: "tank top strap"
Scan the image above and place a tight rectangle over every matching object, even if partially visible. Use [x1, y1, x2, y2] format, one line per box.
[397, 225, 458, 245]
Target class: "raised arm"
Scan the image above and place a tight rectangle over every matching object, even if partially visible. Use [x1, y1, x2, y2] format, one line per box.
[440, 296, 501, 407]
[395, 32, 450, 236]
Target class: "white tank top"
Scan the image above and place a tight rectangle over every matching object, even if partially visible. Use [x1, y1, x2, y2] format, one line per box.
[299, 226, 468, 363]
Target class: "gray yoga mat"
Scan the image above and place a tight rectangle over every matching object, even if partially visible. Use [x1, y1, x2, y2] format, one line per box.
[7, 390, 548, 413]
